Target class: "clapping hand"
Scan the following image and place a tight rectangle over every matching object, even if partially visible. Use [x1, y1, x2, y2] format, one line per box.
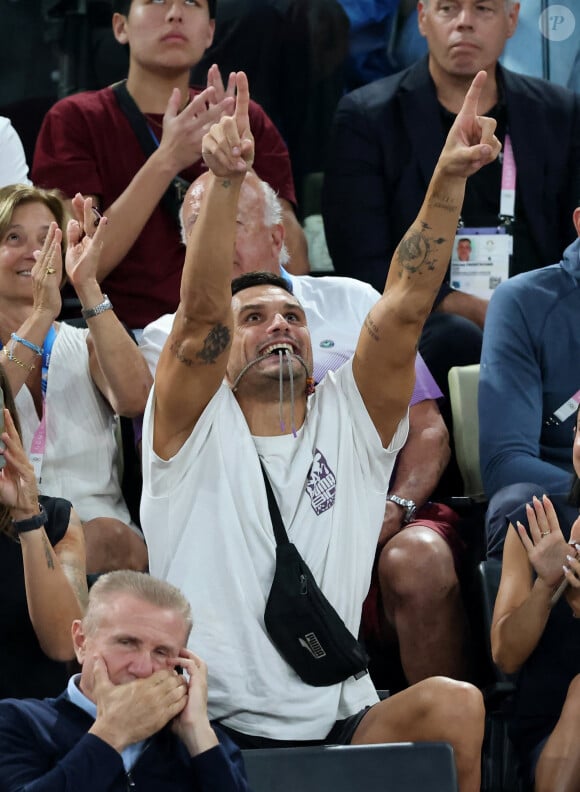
[517, 495, 571, 588]
[64, 194, 109, 290]
[31, 221, 63, 320]
[0, 409, 40, 518]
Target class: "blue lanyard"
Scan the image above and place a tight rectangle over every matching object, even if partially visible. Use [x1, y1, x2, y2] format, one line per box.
[41, 326, 57, 396]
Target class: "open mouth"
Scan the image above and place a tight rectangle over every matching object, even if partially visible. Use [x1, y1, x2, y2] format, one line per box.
[260, 342, 297, 357]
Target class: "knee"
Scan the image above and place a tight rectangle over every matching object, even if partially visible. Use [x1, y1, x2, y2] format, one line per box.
[83, 518, 148, 573]
[378, 528, 457, 601]
[417, 677, 485, 738]
[485, 482, 542, 560]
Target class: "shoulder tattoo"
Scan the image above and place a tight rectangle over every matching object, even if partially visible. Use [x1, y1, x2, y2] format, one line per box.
[170, 323, 231, 367]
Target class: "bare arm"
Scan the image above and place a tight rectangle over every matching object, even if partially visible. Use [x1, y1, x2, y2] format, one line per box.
[436, 289, 488, 329]
[380, 399, 450, 545]
[21, 509, 87, 662]
[353, 71, 501, 446]
[65, 197, 153, 416]
[154, 74, 254, 460]
[491, 524, 552, 674]
[0, 409, 87, 662]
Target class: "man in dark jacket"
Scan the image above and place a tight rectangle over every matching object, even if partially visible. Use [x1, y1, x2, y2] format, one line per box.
[0, 570, 249, 792]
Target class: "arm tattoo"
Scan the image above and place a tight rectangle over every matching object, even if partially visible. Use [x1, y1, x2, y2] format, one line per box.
[197, 324, 230, 364]
[170, 323, 231, 367]
[42, 532, 55, 571]
[428, 191, 459, 213]
[396, 222, 446, 277]
[364, 314, 380, 343]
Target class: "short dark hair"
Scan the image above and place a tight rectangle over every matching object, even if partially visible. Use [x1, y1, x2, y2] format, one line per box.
[113, 0, 217, 19]
[231, 271, 293, 297]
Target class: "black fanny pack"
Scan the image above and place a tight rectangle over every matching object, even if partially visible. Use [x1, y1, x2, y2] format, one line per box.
[261, 464, 369, 687]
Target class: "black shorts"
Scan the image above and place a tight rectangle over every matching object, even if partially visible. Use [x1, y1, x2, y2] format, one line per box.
[216, 706, 372, 750]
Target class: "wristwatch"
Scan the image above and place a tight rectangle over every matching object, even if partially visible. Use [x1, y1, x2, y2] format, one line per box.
[81, 294, 113, 320]
[387, 494, 417, 525]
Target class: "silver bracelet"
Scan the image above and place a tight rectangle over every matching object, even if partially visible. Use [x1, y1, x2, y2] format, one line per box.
[81, 294, 113, 320]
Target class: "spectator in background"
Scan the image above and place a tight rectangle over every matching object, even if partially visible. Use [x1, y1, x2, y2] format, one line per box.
[0, 366, 87, 700]
[480, 204, 580, 560]
[322, 0, 580, 405]
[192, 0, 350, 208]
[0, 119, 31, 187]
[32, 0, 307, 331]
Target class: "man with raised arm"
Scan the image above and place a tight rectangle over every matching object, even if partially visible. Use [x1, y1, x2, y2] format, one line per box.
[141, 71, 499, 792]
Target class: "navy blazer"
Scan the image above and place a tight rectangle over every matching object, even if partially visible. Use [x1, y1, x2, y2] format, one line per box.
[322, 57, 580, 299]
[0, 692, 250, 792]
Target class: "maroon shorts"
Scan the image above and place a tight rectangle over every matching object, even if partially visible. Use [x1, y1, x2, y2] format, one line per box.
[361, 501, 465, 643]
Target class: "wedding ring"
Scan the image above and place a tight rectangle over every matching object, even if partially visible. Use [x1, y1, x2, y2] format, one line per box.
[540, 530, 551, 537]
[45, 267, 56, 275]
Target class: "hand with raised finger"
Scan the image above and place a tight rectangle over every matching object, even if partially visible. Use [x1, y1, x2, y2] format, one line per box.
[201, 71, 254, 178]
[31, 221, 63, 320]
[517, 495, 570, 586]
[171, 649, 217, 757]
[439, 71, 502, 179]
[0, 409, 39, 516]
[89, 656, 188, 753]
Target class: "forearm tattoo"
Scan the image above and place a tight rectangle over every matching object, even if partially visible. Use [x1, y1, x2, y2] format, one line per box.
[42, 533, 55, 571]
[170, 323, 231, 367]
[396, 222, 446, 277]
[428, 190, 459, 213]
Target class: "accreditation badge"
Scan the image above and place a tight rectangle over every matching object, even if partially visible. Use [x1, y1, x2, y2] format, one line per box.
[450, 227, 512, 300]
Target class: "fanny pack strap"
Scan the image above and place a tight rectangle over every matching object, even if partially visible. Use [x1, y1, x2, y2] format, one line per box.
[260, 461, 290, 547]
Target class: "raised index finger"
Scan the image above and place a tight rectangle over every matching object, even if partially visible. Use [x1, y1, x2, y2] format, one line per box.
[458, 70, 487, 118]
[234, 71, 250, 130]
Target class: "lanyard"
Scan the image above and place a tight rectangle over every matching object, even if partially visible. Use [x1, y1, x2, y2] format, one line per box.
[499, 133, 516, 223]
[28, 326, 56, 483]
[458, 131, 516, 230]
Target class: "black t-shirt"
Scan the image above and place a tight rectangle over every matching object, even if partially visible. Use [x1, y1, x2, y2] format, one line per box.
[439, 94, 543, 278]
